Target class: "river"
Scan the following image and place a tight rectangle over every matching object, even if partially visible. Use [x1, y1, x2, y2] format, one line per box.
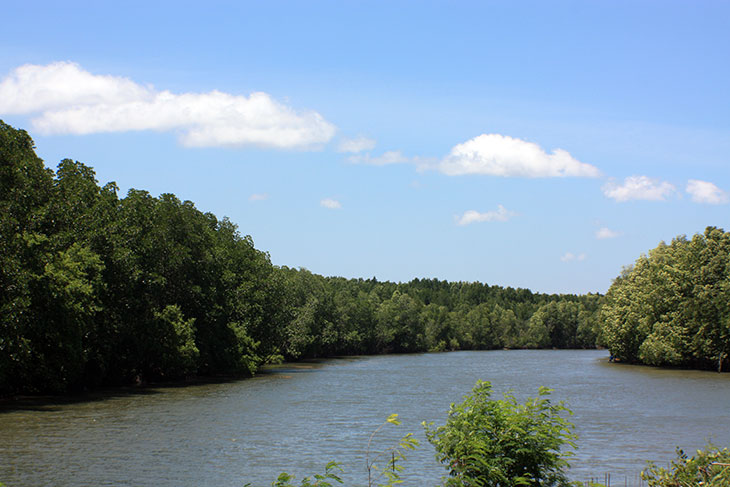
[2, 350, 729, 486]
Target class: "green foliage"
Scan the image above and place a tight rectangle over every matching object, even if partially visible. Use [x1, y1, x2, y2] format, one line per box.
[153, 305, 200, 377]
[242, 462, 344, 487]
[366, 414, 419, 487]
[376, 291, 424, 353]
[0, 120, 605, 395]
[275, 272, 602, 364]
[269, 461, 344, 487]
[0, 121, 285, 393]
[226, 321, 261, 376]
[641, 445, 730, 487]
[601, 228, 730, 371]
[424, 381, 576, 487]
[526, 301, 596, 349]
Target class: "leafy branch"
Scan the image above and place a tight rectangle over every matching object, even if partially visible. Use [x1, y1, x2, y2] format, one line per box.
[365, 414, 419, 487]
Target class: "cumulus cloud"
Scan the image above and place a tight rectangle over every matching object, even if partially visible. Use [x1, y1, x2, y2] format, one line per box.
[0, 61, 153, 113]
[249, 193, 269, 202]
[686, 179, 729, 204]
[561, 252, 586, 262]
[320, 198, 342, 209]
[0, 62, 336, 149]
[595, 227, 620, 239]
[456, 205, 517, 226]
[602, 176, 676, 202]
[337, 135, 376, 153]
[439, 134, 601, 178]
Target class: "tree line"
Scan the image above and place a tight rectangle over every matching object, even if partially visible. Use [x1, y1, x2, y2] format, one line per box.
[0, 121, 602, 395]
[5, 118, 727, 396]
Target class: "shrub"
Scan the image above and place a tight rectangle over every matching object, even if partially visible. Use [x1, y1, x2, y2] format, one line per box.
[642, 445, 730, 487]
[424, 380, 576, 487]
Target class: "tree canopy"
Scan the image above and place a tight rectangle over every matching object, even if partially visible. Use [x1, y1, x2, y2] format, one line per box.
[600, 227, 730, 371]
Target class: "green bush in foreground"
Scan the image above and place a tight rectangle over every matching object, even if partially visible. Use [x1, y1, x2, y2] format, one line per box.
[642, 445, 730, 487]
[424, 381, 576, 487]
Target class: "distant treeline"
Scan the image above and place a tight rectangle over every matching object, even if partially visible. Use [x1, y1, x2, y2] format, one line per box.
[601, 226, 730, 372]
[0, 121, 603, 395]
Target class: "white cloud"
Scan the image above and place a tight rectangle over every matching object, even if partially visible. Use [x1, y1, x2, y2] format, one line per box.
[249, 193, 269, 202]
[0, 61, 153, 113]
[686, 179, 729, 204]
[0, 62, 336, 149]
[320, 198, 341, 209]
[337, 135, 376, 153]
[561, 252, 587, 262]
[602, 176, 676, 202]
[439, 134, 601, 178]
[595, 227, 620, 239]
[456, 205, 517, 226]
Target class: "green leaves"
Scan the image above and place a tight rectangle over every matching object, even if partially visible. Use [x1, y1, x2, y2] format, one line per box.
[385, 413, 400, 425]
[0, 120, 290, 393]
[642, 445, 730, 487]
[424, 380, 576, 487]
[366, 414, 419, 487]
[270, 461, 344, 487]
[601, 227, 730, 371]
[153, 304, 200, 376]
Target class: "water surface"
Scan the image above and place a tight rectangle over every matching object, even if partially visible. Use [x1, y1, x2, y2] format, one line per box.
[2, 350, 729, 486]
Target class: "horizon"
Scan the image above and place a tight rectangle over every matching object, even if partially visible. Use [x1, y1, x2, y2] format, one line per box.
[2, 1, 728, 295]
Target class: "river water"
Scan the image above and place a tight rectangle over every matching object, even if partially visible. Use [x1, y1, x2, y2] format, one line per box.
[2, 350, 729, 486]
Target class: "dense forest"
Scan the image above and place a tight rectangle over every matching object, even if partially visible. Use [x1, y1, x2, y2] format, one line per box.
[0, 121, 603, 395]
[3, 120, 729, 396]
[601, 226, 730, 372]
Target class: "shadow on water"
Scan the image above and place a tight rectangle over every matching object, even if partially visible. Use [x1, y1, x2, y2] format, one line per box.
[259, 355, 364, 376]
[598, 356, 730, 380]
[0, 356, 365, 413]
[0, 375, 244, 413]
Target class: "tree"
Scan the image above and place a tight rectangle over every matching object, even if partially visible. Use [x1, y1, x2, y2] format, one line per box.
[601, 227, 730, 371]
[525, 301, 593, 349]
[0, 120, 54, 394]
[376, 291, 424, 353]
[424, 381, 576, 487]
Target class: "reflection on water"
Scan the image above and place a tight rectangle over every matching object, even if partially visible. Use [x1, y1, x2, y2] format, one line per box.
[2, 350, 729, 486]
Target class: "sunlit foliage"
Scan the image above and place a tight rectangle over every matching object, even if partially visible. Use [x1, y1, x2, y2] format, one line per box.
[601, 227, 730, 371]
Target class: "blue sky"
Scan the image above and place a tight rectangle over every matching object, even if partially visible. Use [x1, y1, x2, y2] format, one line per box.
[1, 1, 729, 294]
